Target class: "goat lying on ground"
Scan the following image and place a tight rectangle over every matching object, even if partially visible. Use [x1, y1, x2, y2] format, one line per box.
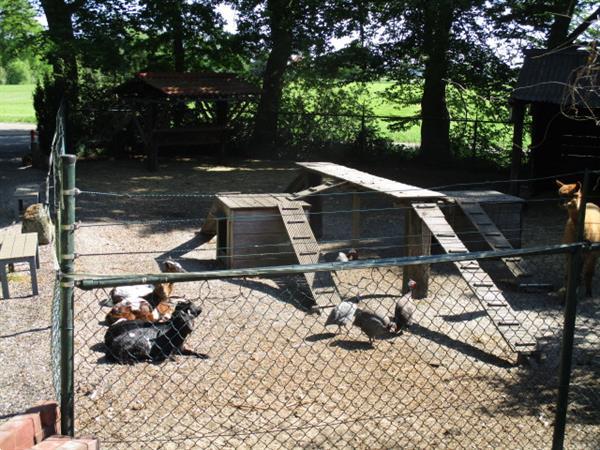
[104, 301, 205, 363]
[556, 180, 600, 297]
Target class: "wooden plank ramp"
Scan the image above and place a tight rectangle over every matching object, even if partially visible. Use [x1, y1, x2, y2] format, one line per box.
[278, 201, 342, 306]
[456, 199, 532, 278]
[412, 203, 537, 356]
[296, 162, 447, 200]
[287, 180, 348, 201]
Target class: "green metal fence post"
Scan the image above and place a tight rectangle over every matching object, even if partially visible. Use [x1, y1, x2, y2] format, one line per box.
[552, 169, 590, 450]
[59, 154, 77, 436]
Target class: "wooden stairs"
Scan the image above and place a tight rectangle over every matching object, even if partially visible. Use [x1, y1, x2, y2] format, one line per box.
[278, 201, 342, 307]
[456, 199, 532, 279]
[412, 203, 538, 356]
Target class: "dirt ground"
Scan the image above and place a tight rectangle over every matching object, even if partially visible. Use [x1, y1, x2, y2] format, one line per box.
[0, 124, 56, 420]
[66, 156, 599, 449]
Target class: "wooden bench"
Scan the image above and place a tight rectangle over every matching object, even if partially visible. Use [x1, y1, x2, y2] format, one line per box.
[0, 233, 39, 299]
[14, 183, 40, 213]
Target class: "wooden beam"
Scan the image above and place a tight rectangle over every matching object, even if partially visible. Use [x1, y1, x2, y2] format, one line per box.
[351, 194, 361, 248]
[510, 102, 525, 195]
[402, 206, 431, 299]
[306, 173, 323, 239]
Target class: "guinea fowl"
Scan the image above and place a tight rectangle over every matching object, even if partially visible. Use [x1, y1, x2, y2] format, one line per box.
[325, 297, 359, 332]
[390, 279, 417, 334]
[352, 308, 392, 344]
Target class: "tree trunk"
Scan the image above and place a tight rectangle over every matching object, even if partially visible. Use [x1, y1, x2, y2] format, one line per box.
[251, 0, 294, 154]
[547, 0, 577, 48]
[172, 2, 185, 72]
[39, 0, 78, 151]
[39, 0, 77, 88]
[420, 1, 454, 162]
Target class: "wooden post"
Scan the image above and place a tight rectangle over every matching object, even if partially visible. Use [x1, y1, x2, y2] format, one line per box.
[351, 193, 361, 248]
[307, 173, 323, 239]
[510, 101, 525, 195]
[146, 103, 158, 171]
[216, 100, 229, 159]
[403, 206, 431, 298]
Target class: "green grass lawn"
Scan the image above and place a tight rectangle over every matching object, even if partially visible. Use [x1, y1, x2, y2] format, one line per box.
[361, 81, 421, 144]
[0, 84, 36, 123]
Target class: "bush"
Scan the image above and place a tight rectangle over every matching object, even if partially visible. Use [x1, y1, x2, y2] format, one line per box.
[5, 59, 32, 84]
[33, 75, 63, 158]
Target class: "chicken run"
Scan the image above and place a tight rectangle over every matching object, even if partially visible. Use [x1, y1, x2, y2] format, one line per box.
[70, 161, 599, 449]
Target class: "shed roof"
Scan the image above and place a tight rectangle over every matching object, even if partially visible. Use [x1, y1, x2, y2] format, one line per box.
[118, 72, 261, 99]
[216, 194, 310, 210]
[511, 48, 600, 108]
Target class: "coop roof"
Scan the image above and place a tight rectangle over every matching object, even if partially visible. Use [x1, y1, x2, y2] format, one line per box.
[216, 194, 310, 210]
[511, 47, 600, 108]
[117, 72, 261, 100]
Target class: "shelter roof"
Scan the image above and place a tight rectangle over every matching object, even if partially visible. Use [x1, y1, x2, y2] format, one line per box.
[511, 47, 600, 108]
[117, 72, 261, 99]
[216, 194, 310, 210]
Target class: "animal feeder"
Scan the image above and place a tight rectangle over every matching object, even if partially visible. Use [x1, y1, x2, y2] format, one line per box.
[202, 193, 311, 269]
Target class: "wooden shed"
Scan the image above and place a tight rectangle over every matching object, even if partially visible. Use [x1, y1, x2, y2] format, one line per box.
[509, 46, 600, 193]
[116, 72, 261, 170]
[204, 194, 311, 269]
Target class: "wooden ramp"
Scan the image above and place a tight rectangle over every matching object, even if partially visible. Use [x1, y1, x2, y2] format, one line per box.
[412, 203, 537, 356]
[296, 162, 446, 201]
[278, 201, 342, 307]
[456, 200, 532, 279]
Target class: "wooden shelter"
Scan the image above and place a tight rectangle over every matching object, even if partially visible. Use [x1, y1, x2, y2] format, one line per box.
[202, 194, 311, 269]
[117, 72, 261, 170]
[200, 162, 538, 359]
[509, 46, 600, 193]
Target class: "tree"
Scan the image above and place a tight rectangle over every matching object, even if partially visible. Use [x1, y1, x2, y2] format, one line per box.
[420, 1, 454, 162]
[234, 0, 343, 152]
[248, 0, 295, 150]
[39, 0, 79, 88]
[0, 0, 42, 67]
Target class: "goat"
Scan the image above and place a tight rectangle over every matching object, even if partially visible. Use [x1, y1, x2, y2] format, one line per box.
[101, 259, 185, 308]
[556, 180, 600, 297]
[104, 301, 205, 363]
[105, 298, 155, 325]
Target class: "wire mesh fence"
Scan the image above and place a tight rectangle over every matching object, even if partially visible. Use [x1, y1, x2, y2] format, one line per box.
[43, 125, 600, 448]
[70, 249, 599, 449]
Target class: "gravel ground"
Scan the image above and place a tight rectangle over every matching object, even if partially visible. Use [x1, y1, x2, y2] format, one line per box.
[0, 123, 55, 420]
[0, 148, 598, 448]
[69, 157, 598, 448]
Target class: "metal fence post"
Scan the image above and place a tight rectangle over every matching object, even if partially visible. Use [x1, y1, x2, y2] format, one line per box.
[552, 169, 590, 450]
[60, 154, 77, 436]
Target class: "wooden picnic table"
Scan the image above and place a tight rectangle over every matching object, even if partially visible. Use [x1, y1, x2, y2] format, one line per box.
[0, 232, 39, 299]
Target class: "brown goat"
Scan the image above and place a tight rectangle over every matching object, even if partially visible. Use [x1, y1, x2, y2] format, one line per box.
[556, 180, 600, 297]
[105, 300, 155, 325]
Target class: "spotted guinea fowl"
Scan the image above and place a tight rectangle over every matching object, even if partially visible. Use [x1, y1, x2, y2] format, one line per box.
[390, 279, 417, 334]
[325, 297, 359, 332]
[352, 308, 392, 344]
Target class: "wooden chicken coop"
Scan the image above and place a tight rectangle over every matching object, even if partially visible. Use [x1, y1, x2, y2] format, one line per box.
[203, 194, 311, 269]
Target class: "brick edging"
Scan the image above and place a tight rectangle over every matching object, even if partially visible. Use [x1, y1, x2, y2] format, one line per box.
[0, 401, 98, 450]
